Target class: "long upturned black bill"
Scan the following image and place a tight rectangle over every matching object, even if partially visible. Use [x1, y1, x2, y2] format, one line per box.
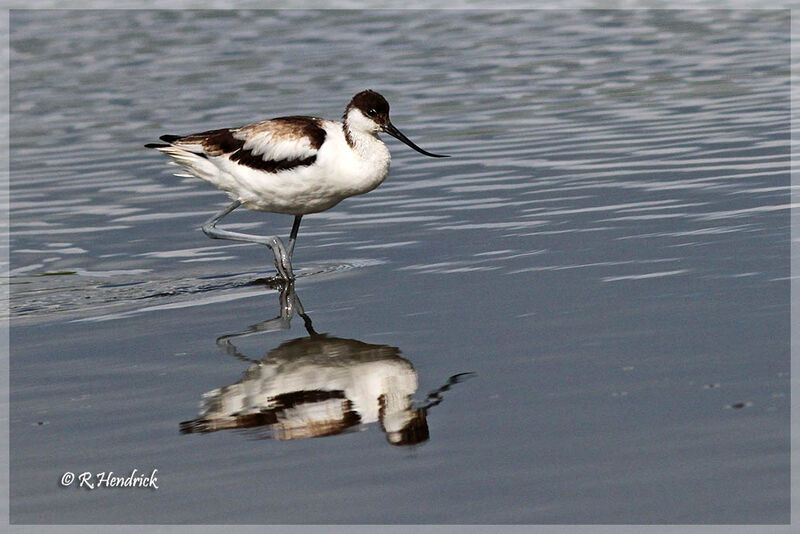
[383, 122, 449, 158]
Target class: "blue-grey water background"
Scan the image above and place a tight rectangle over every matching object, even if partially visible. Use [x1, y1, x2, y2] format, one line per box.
[8, 9, 789, 524]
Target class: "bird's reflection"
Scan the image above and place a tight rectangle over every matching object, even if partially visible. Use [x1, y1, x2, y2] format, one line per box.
[180, 281, 473, 446]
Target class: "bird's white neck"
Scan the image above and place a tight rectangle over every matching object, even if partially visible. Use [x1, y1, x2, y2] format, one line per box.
[345, 127, 383, 157]
[343, 109, 385, 158]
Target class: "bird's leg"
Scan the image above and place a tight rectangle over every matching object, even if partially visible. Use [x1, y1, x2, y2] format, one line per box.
[289, 282, 318, 336]
[215, 281, 297, 359]
[202, 200, 294, 280]
[287, 215, 303, 259]
[215, 280, 318, 362]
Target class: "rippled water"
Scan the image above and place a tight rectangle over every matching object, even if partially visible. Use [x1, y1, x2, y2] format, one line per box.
[9, 10, 789, 524]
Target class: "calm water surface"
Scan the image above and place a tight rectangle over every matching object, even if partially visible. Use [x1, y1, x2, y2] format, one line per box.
[8, 10, 790, 524]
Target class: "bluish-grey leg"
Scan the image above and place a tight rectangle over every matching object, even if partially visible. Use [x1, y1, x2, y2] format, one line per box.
[215, 281, 317, 361]
[202, 200, 293, 280]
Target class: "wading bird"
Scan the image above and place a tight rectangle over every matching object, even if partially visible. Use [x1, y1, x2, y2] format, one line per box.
[145, 90, 448, 280]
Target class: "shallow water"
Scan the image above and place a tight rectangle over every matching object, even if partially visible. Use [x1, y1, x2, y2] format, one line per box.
[8, 9, 789, 524]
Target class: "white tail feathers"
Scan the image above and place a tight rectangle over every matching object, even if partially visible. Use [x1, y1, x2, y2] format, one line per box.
[153, 146, 220, 184]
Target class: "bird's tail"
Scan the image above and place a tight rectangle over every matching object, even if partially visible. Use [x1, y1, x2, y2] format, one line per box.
[145, 135, 221, 182]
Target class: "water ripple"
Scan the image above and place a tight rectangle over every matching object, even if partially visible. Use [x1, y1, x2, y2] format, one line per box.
[9, 9, 788, 315]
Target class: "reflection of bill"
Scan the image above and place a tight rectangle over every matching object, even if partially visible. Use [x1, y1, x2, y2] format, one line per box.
[181, 336, 430, 445]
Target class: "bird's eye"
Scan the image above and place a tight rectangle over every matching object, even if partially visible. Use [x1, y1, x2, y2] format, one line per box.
[367, 108, 378, 117]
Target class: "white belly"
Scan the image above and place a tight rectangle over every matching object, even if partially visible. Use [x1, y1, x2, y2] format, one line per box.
[214, 126, 391, 215]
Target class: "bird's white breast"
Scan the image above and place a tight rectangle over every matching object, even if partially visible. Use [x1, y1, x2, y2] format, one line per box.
[222, 120, 391, 215]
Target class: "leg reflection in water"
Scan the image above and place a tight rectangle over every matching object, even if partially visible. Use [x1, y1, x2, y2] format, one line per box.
[181, 280, 474, 446]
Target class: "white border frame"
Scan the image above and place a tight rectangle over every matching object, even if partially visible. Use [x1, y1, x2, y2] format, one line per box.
[1, 3, 794, 533]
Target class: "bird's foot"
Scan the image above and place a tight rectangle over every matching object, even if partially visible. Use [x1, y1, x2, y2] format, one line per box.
[267, 237, 295, 281]
[273, 262, 295, 282]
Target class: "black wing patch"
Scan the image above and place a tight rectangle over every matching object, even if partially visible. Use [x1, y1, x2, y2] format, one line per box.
[155, 117, 327, 174]
[178, 389, 361, 437]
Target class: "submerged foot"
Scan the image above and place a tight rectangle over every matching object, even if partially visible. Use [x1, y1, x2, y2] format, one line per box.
[268, 238, 294, 281]
[274, 261, 295, 281]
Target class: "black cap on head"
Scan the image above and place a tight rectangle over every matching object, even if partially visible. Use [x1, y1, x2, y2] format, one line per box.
[349, 89, 390, 115]
[385, 409, 430, 446]
[346, 89, 450, 158]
